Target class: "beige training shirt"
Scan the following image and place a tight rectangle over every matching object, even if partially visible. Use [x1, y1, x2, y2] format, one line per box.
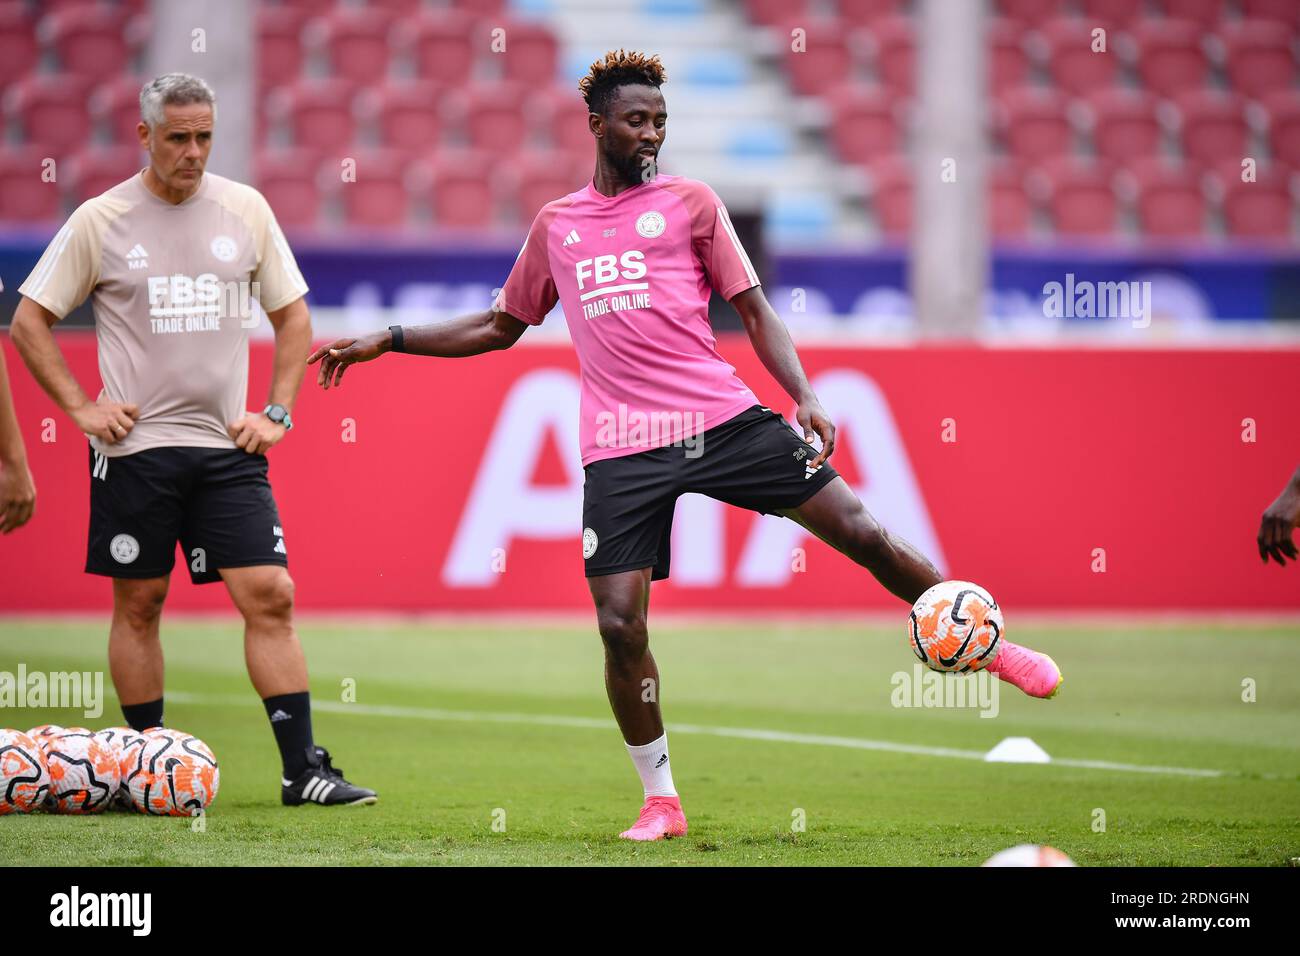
[19, 170, 309, 457]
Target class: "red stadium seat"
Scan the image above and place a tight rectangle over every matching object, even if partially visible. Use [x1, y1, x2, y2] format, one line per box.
[535, 85, 593, 158]
[1084, 88, 1161, 164]
[254, 148, 324, 229]
[1238, 0, 1300, 27]
[998, 87, 1073, 164]
[333, 149, 413, 228]
[1218, 20, 1297, 102]
[824, 85, 903, 164]
[257, 6, 310, 90]
[501, 149, 589, 222]
[1038, 158, 1118, 237]
[497, 20, 559, 84]
[306, 7, 395, 87]
[745, 0, 810, 27]
[993, 0, 1066, 28]
[1173, 90, 1249, 168]
[453, 0, 507, 14]
[1124, 158, 1207, 238]
[1079, 0, 1143, 26]
[865, 156, 912, 235]
[1151, 0, 1227, 29]
[360, 80, 445, 156]
[67, 145, 143, 202]
[0, 147, 63, 222]
[865, 16, 914, 94]
[403, 11, 477, 86]
[41, 4, 147, 80]
[987, 18, 1031, 97]
[3, 74, 93, 154]
[989, 160, 1032, 238]
[367, 0, 426, 14]
[1263, 91, 1300, 166]
[90, 75, 147, 146]
[1040, 17, 1120, 97]
[0, 2, 39, 90]
[837, 0, 904, 26]
[1128, 19, 1209, 98]
[781, 20, 854, 96]
[1214, 161, 1294, 238]
[452, 83, 532, 154]
[266, 78, 360, 152]
[422, 150, 497, 228]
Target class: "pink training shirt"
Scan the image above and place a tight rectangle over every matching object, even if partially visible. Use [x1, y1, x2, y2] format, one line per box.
[495, 174, 762, 466]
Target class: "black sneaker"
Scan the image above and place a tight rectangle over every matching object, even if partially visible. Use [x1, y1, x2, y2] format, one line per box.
[281, 746, 377, 807]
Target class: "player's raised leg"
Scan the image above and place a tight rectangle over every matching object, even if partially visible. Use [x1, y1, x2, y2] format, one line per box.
[221, 565, 377, 806]
[589, 568, 687, 841]
[109, 576, 169, 730]
[783, 477, 1063, 699]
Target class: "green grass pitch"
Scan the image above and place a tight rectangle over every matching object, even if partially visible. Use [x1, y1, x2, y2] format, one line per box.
[1, 617, 1297, 866]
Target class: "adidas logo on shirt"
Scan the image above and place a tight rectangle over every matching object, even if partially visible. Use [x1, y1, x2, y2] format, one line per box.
[562, 229, 581, 246]
[126, 244, 149, 270]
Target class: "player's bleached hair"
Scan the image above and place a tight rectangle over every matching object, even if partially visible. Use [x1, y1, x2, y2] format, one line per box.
[579, 49, 666, 116]
[139, 73, 217, 129]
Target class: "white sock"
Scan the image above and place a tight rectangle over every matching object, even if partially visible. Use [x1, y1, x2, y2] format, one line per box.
[625, 732, 677, 798]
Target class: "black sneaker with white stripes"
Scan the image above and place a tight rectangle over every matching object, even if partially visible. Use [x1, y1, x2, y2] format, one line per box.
[281, 746, 377, 807]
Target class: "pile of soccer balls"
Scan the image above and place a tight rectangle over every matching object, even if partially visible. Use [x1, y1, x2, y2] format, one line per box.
[0, 725, 218, 816]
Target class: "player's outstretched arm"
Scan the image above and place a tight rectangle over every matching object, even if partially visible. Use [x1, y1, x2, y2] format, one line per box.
[731, 286, 835, 467]
[0, 342, 36, 533]
[308, 308, 529, 390]
[9, 296, 138, 446]
[1258, 464, 1300, 566]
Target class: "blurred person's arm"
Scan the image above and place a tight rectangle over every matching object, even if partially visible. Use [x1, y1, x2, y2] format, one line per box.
[308, 309, 529, 389]
[9, 297, 137, 446]
[731, 286, 835, 469]
[227, 296, 312, 455]
[1258, 465, 1300, 566]
[0, 341, 35, 532]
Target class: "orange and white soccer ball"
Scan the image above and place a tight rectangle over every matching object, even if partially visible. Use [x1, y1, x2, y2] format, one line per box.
[0, 729, 51, 814]
[44, 729, 120, 813]
[120, 728, 219, 816]
[908, 580, 1003, 672]
[982, 844, 1077, 867]
[94, 727, 146, 809]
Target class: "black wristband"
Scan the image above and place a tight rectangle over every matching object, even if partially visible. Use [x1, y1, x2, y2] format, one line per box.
[388, 324, 405, 353]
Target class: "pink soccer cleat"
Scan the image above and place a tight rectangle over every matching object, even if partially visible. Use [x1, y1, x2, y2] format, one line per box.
[619, 795, 688, 841]
[986, 640, 1063, 699]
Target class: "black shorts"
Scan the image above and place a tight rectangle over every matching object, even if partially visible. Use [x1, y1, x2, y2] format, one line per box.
[86, 444, 288, 584]
[582, 404, 839, 581]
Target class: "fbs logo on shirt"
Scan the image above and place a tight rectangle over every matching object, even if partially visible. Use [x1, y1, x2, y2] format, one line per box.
[574, 251, 647, 293]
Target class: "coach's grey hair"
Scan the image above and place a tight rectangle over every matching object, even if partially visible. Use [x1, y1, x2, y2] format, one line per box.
[139, 73, 217, 129]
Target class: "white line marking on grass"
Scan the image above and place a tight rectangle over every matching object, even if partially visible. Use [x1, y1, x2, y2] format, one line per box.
[167, 692, 1241, 779]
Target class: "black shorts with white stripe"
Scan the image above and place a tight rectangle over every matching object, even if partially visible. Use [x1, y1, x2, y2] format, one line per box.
[86, 443, 288, 584]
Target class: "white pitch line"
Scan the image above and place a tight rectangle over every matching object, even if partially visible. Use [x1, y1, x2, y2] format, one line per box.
[165, 691, 1242, 779]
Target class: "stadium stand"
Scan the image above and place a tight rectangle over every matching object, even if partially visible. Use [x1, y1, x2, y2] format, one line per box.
[0, 0, 1294, 245]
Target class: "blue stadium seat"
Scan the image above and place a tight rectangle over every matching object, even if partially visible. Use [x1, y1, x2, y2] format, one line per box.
[728, 124, 792, 159]
[686, 52, 747, 86]
[510, 0, 555, 14]
[765, 191, 836, 241]
[643, 0, 706, 17]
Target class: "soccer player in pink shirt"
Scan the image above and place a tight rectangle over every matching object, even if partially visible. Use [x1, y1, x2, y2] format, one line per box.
[311, 50, 1063, 841]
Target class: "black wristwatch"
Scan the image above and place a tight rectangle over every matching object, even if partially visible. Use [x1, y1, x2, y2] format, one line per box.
[263, 403, 293, 431]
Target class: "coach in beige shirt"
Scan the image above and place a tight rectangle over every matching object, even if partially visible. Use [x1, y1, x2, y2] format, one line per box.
[10, 73, 375, 807]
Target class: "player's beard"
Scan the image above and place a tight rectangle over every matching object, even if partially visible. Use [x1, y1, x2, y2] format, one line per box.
[607, 145, 657, 187]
